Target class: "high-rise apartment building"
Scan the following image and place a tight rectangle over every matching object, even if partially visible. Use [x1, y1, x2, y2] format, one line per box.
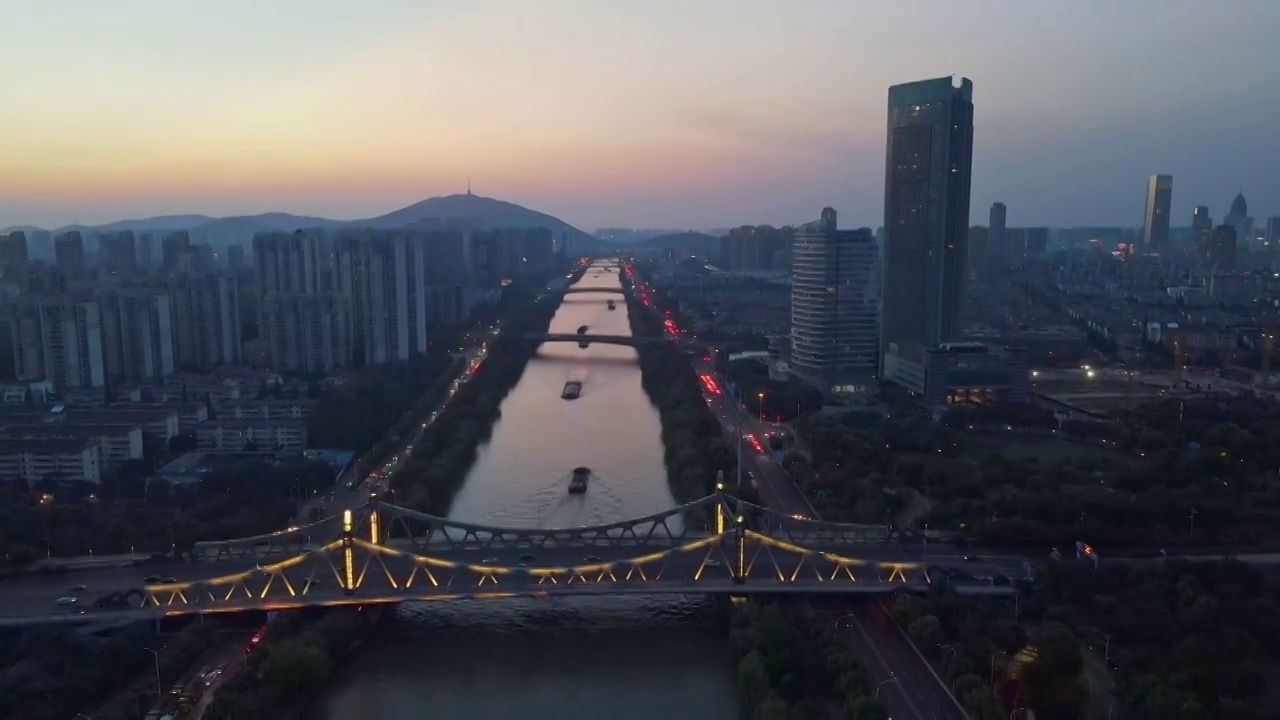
[36, 299, 106, 389]
[881, 76, 974, 375]
[253, 230, 337, 298]
[226, 244, 246, 271]
[789, 208, 880, 399]
[1211, 224, 1238, 272]
[337, 229, 470, 365]
[966, 226, 988, 266]
[1141, 175, 1173, 252]
[260, 293, 352, 374]
[988, 202, 1006, 262]
[99, 290, 175, 383]
[99, 231, 138, 273]
[467, 228, 555, 284]
[169, 274, 243, 371]
[1265, 217, 1280, 254]
[0, 232, 28, 280]
[54, 231, 87, 276]
[722, 226, 787, 272]
[161, 231, 193, 270]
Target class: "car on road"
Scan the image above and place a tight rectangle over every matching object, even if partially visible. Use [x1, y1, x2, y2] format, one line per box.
[519, 554, 537, 563]
[481, 557, 499, 565]
[583, 555, 602, 563]
[704, 560, 722, 568]
[143, 575, 162, 584]
[963, 555, 982, 562]
[163, 577, 177, 583]
[69, 584, 87, 593]
[55, 596, 77, 605]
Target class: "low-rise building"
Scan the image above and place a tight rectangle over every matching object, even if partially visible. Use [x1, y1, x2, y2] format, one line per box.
[0, 423, 143, 464]
[216, 400, 314, 421]
[883, 342, 1030, 407]
[0, 438, 102, 482]
[196, 419, 308, 452]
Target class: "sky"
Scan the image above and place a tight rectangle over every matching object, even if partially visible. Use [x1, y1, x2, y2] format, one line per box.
[2, 0, 1278, 232]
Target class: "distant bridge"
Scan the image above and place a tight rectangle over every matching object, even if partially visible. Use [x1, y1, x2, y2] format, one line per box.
[538, 287, 627, 296]
[0, 491, 1017, 625]
[521, 333, 668, 348]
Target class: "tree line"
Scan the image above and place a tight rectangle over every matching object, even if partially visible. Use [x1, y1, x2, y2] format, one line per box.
[785, 394, 1280, 553]
[624, 270, 756, 506]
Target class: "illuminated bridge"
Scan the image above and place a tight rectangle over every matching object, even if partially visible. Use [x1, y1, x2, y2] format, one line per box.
[0, 490, 1015, 626]
[537, 287, 627, 296]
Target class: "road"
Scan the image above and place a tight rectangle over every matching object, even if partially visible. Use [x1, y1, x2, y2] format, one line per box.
[691, 356, 815, 517]
[691, 357, 971, 720]
[303, 327, 499, 523]
[838, 599, 968, 720]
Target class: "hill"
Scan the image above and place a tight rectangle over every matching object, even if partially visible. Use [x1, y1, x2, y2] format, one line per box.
[4, 194, 602, 252]
[637, 231, 721, 255]
[352, 193, 597, 250]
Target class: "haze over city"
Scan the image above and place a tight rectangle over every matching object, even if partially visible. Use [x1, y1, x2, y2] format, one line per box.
[4, 0, 1277, 230]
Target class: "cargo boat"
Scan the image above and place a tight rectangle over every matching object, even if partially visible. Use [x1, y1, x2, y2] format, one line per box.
[607, 300, 616, 310]
[577, 325, 589, 334]
[569, 466, 590, 494]
[562, 381, 583, 400]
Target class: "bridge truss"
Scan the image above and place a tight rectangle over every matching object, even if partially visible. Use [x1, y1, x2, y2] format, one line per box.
[147, 525, 925, 615]
[190, 488, 888, 562]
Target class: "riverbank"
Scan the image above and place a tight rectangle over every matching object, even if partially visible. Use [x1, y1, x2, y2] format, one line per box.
[389, 269, 582, 516]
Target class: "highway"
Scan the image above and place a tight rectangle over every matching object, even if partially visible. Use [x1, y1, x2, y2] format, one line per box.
[838, 599, 968, 720]
[691, 357, 973, 720]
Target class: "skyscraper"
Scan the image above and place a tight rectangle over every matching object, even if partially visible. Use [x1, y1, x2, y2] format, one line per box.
[988, 202, 1006, 262]
[789, 208, 880, 399]
[1211, 225, 1238, 272]
[54, 231, 86, 276]
[1192, 206, 1213, 260]
[1141, 175, 1173, 252]
[881, 76, 974, 373]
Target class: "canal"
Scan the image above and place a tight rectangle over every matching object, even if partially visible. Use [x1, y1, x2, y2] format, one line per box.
[310, 262, 740, 720]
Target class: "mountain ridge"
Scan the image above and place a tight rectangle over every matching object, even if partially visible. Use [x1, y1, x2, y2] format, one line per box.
[3, 194, 599, 250]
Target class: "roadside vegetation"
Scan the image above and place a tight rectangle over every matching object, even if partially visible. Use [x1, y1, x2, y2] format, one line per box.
[0, 619, 218, 720]
[203, 608, 378, 720]
[731, 599, 887, 720]
[890, 557, 1280, 720]
[787, 395, 1280, 552]
[624, 272, 752, 506]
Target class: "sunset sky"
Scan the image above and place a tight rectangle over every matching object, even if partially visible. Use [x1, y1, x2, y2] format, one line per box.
[2, 0, 1278, 230]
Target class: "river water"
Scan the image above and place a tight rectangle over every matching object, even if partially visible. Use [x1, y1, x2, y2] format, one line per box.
[311, 263, 740, 720]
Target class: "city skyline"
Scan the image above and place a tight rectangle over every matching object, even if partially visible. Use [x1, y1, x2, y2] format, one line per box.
[3, 0, 1278, 230]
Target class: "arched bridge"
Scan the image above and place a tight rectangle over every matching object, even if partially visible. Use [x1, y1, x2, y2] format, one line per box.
[521, 333, 668, 348]
[0, 491, 1014, 626]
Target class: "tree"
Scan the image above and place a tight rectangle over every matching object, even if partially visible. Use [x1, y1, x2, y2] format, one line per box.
[260, 640, 331, 695]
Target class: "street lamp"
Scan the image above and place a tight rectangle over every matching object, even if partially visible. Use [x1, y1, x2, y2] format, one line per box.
[875, 676, 899, 699]
[940, 644, 958, 663]
[756, 392, 765, 422]
[990, 651, 1007, 686]
[143, 647, 163, 700]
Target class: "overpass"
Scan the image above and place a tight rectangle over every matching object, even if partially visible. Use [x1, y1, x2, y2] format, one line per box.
[0, 490, 1016, 626]
[520, 333, 668, 348]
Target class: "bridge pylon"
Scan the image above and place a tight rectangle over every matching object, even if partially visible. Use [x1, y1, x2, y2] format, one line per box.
[733, 515, 746, 586]
[341, 509, 356, 596]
